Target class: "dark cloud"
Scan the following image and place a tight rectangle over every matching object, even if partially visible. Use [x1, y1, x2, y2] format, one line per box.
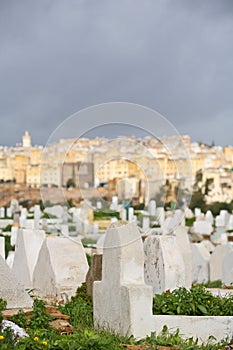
[0, 0, 232, 146]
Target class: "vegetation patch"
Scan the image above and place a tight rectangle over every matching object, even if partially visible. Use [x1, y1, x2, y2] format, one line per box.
[153, 285, 233, 316]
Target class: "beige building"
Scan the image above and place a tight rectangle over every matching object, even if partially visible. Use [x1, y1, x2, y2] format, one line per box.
[26, 165, 41, 188]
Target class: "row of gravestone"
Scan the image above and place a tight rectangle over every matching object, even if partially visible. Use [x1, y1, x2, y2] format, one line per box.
[95, 226, 233, 294]
[0, 229, 89, 309]
[144, 228, 233, 293]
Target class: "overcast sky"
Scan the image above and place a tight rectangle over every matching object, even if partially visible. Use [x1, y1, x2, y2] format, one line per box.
[0, 0, 233, 147]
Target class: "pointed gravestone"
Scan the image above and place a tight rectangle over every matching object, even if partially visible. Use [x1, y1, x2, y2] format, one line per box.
[93, 221, 153, 339]
[191, 243, 210, 284]
[33, 236, 89, 299]
[175, 226, 192, 288]
[0, 255, 33, 309]
[210, 244, 232, 282]
[12, 229, 46, 289]
[144, 235, 186, 294]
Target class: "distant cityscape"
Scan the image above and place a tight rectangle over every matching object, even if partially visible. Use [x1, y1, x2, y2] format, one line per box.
[0, 131, 232, 208]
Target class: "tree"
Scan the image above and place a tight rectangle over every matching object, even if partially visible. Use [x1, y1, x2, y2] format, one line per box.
[189, 189, 206, 212]
[66, 178, 76, 188]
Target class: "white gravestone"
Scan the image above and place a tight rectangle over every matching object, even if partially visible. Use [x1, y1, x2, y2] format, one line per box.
[7, 207, 12, 218]
[148, 200, 156, 217]
[33, 236, 89, 299]
[0, 255, 33, 309]
[156, 207, 165, 226]
[175, 226, 192, 288]
[144, 235, 186, 294]
[193, 220, 213, 236]
[93, 222, 153, 339]
[222, 251, 233, 287]
[0, 207, 5, 218]
[12, 229, 46, 289]
[191, 243, 210, 284]
[205, 210, 214, 225]
[210, 245, 232, 282]
[10, 227, 18, 246]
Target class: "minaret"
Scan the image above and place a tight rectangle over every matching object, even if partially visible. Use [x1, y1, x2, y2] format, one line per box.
[22, 131, 31, 148]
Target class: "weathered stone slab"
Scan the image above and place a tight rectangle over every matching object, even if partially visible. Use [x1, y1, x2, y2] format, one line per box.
[86, 254, 102, 298]
[191, 243, 210, 284]
[0, 255, 33, 309]
[175, 226, 192, 288]
[144, 235, 186, 294]
[210, 244, 232, 282]
[33, 236, 89, 299]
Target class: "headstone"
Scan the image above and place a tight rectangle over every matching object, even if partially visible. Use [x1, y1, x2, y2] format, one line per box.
[128, 207, 134, 222]
[6, 207, 12, 218]
[111, 196, 118, 211]
[0, 207, 5, 218]
[210, 245, 232, 282]
[44, 205, 63, 218]
[12, 229, 46, 289]
[86, 254, 102, 298]
[19, 216, 27, 229]
[220, 210, 229, 226]
[185, 208, 193, 218]
[13, 213, 20, 227]
[156, 207, 165, 226]
[93, 222, 153, 339]
[96, 234, 106, 254]
[10, 227, 18, 246]
[222, 251, 233, 287]
[191, 243, 210, 284]
[193, 220, 213, 236]
[227, 215, 233, 231]
[119, 208, 127, 221]
[0, 255, 33, 309]
[144, 235, 186, 294]
[148, 200, 156, 217]
[96, 201, 102, 210]
[34, 205, 41, 219]
[220, 233, 228, 244]
[175, 226, 192, 288]
[216, 215, 225, 228]
[21, 208, 28, 218]
[10, 199, 19, 215]
[194, 208, 201, 218]
[205, 211, 214, 225]
[142, 217, 150, 231]
[0, 237, 5, 259]
[33, 236, 89, 299]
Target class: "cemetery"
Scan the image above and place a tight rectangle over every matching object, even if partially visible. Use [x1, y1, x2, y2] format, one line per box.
[0, 199, 233, 348]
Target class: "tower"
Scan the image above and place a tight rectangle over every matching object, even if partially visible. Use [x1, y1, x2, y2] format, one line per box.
[22, 131, 31, 148]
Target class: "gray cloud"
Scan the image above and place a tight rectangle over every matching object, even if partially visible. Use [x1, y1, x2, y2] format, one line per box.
[0, 0, 233, 146]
